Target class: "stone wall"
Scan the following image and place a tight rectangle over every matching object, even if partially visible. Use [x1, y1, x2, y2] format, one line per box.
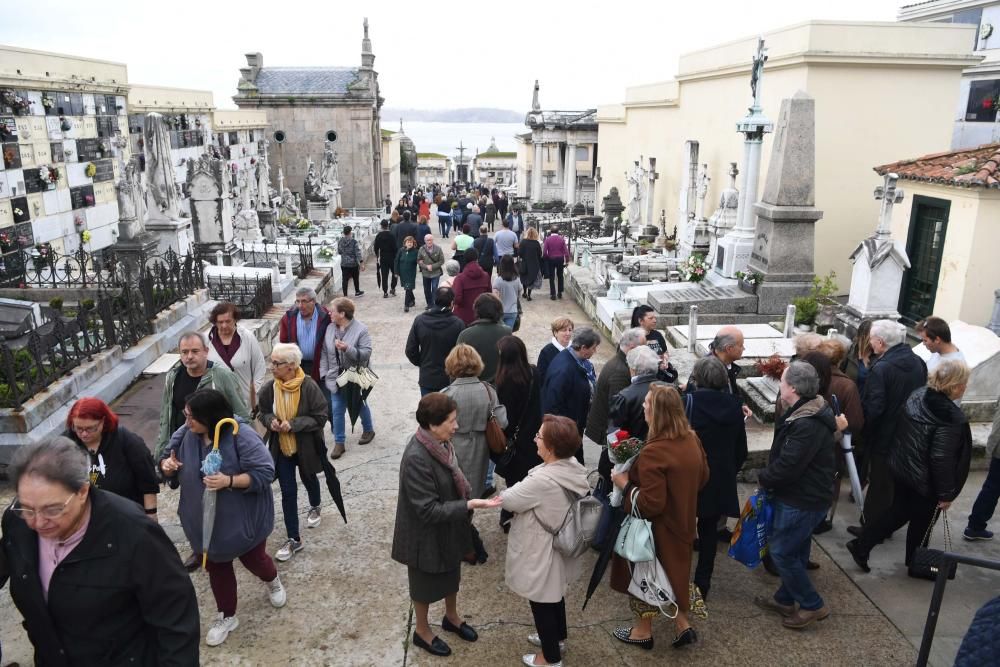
[266, 105, 378, 208]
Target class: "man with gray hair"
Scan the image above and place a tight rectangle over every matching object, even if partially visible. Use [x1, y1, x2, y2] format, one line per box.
[705, 325, 753, 420]
[755, 361, 837, 629]
[586, 328, 647, 479]
[542, 326, 602, 463]
[279, 286, 332, 384]
[849, 319, 927, 535]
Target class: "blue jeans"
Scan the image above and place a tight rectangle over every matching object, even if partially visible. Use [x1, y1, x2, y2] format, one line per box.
[502, 313, 517, 328]
[275, 452, 321, 541]
[439, 215, 452, 237]
[485, 460, 495, 490]
[769, 500, 827, 611]
[422, 276, 439, 307]
[330, 391, 374, 444]
[969, 457, 1000, 531]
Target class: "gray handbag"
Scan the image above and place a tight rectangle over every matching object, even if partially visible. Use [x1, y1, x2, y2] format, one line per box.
[533, 486, 604, 558]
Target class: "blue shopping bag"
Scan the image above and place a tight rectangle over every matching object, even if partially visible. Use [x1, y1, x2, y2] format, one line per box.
[728, 490, 773, 569]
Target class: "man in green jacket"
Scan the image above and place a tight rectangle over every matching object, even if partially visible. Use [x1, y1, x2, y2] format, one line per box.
[156, 331, 250, 459]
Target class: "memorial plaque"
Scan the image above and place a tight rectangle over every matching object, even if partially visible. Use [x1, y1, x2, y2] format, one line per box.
[2, 143, 21, 170]
[68, 93, 84, 116]
[50, 141, 64, 162]
[0, 117, 16, 142]
[56, 92, 72, 116]
[92, 159, 114, 182]
[22, 167, 44, 194]
[15, 221, 33, 247]
[76, 138, 99, 161]
[11, 196, 30, 223]
[70, 185, 95, 210]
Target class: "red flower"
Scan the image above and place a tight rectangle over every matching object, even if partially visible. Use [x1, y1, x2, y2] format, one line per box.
[983, 98, 994, 110]
[615, 429, 630, 441]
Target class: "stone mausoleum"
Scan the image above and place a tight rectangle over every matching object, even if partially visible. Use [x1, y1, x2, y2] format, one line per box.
[234, 19, 384, 209]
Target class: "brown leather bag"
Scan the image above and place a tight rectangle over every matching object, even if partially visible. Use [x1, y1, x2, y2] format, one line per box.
[482, 382, 507, 454]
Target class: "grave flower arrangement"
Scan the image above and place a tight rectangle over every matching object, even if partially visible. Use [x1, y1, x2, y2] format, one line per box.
[0, 231, 12, 252]
[81, 230, 92, 244]
[607, 429, 645, 507]
[39, 165, 60, 187]
[317, 244, 336, 259]
[41, 94, 55, 110]
[754, 354, 787, 381]
[84, 194, 94, 206]
[85, 162, 97, 178]
[681, 253, 710, 283]
[3, 146, 16, 168]
[736, 270, 763, 287]
[296, 219, 311, 230]
[1, 90, 32, 115]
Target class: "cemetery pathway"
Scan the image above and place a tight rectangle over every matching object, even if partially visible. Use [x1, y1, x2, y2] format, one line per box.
[0, 226, 927, 665]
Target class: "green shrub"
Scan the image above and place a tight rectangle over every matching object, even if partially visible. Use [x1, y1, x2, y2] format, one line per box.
[49, 297, 63, 311]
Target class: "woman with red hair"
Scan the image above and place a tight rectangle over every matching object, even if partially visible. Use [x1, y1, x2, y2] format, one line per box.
[63, 397, 159, 515]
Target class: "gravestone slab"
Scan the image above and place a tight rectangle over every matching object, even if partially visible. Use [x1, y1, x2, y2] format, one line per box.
[648, 284, 757, 315]
[0, 298, 42, 339]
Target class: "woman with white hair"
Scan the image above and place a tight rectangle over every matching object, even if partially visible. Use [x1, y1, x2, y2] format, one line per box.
[608, 346, 662, 441]
[439, 259, 461, 290]
[257, 343, 333, 562]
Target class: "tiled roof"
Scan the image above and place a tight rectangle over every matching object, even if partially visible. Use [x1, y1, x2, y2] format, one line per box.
[900, 0, 939, 9]
[874, 143, 1000, 189]
[254, 67, 359, 95]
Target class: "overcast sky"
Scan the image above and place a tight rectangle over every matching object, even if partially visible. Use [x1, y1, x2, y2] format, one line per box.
[2, 0, 901, 112]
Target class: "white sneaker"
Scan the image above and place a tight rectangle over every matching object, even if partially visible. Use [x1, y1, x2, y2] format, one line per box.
[527, 633, 565, 652]
[306, 507, 322, 528]
[206, 613, 239, 646]
[275, 538, 303, 562]
[266, 574, 287, 608]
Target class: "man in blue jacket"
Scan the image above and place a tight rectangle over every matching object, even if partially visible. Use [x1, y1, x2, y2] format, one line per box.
[541, 327, 602, 463]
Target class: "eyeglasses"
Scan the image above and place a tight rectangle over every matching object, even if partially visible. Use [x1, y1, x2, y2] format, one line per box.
[268, 360, 291, 369]
[534, 432, 544, 441]
[72, 422, 102, 435]
[295, 299, 315, 305]
[11, 494, 75, 521]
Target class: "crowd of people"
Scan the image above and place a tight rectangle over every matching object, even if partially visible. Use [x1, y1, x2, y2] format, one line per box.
[1, 177, 998, 665]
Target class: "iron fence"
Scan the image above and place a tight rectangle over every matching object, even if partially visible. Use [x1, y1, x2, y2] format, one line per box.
[236, 239, 314, 279]
[0, 289, 150, 410]
[207, 274, 274, 319]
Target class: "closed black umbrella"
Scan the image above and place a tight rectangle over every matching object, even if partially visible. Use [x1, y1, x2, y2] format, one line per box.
[320, 459, 347, 523]
[582, 505, 625, 610]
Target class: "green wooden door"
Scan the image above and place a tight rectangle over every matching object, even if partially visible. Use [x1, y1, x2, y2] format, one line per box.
[899, 196, 950, 325]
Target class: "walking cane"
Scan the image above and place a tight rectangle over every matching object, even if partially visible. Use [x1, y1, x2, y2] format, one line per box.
[832, 395, 865, 519]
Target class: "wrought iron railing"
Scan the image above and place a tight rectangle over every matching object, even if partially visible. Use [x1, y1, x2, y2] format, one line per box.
[235, 239, 314, 279]
[207, 274, 274, 319]
[0, 289, 151, 410]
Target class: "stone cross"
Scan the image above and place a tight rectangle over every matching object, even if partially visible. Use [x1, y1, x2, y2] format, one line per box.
[874, 172, 904, 240]
[646, 157, 659, 228]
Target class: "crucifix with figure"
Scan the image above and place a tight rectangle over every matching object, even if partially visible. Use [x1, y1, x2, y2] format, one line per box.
[750, 37, 768, 109]
[873, 172, 904, 240]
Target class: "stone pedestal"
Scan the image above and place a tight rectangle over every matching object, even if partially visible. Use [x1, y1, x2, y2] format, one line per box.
[145, 218, 193, 256]
[113, 232, 159, 274]
[308, 201, 331, 224]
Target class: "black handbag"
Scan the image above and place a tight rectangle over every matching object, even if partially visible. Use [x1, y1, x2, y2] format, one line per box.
[909, 508, 957, 581]
[491, 376, 532, 477]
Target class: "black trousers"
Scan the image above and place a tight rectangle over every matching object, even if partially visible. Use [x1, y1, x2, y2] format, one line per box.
[548, 258, 565, 297]
[379, 262, 397, 294]
[856, 479, 937, 566]
[529, 598, 567, 664]
[694, 514, 721, 598]
[864, 452, 895, 526]
[341, 266, 360, 295]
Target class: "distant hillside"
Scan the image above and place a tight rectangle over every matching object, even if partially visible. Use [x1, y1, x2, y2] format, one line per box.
[384, 108, 523, 123]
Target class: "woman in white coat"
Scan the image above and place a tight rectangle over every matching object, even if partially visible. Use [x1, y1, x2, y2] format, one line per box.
[206, 302, 267, 412]
[483, 413, 590, 667]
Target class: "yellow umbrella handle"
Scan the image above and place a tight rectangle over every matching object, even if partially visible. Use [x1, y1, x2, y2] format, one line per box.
[212, 418, 240, 450]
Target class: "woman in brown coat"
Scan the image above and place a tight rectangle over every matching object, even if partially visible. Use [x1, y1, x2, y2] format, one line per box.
[610, 384, 709, 651]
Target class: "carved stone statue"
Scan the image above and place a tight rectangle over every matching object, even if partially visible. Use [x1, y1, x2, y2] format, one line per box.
[116, 157, 148, 240]
[234, 201, 262, 241]
[280, 188, 301, 221]
[625, 160, 645, 227]
[695, 164, 710, 221]
[303, 158, 326, 203]
[143, 112, 180, 221]
[256, 152, 272, 211]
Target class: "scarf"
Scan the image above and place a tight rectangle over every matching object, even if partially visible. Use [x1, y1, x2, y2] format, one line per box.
[274, 367, 306, 456]
[209, 326, 241, 370]
[415, 427, 472, 500]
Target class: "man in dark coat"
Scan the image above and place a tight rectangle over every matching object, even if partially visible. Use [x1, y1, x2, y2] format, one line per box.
[755, 362, 837, 629]
[393, 211, 420, 250]
[542, 327, 602, 463]
[850, 319, 927, 535]
[373, 219, 398, 297]
[406, 287, 465, 394]
[456, 294, 511, 383]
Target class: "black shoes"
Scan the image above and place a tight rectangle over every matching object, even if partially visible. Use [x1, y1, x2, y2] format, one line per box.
[442, 616, 478, 642]
[717, 527, 733, 543]
[813, 519, 833, 535]
[672, 627, 698, 649]
[846, 539, 871, 573]
[390, 288, 396, 296]
[613, 627, 653, 650]
[355, 291, 365, 297]
[383, 292, 389, 298]
[846, 525, 863, 538]
[412, 632, 451, 657]
[183, 552, 201, 571]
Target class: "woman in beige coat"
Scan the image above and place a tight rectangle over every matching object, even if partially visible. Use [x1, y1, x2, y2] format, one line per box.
[482, 414, 590, 667]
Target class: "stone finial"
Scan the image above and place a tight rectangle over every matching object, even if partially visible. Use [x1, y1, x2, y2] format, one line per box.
[532, 80, 540, 112]
[361, 18, 374, 69]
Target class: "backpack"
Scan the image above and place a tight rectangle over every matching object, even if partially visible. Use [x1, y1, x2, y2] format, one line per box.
[533, 484, 604, 558]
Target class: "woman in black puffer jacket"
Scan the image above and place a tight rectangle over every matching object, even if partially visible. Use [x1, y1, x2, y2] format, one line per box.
[847, 359, 972, 573]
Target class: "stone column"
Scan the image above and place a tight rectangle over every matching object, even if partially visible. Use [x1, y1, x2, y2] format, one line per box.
[593, 166, 602, 219]
[564, 140, 578, 205]
[990, 289, 1000, 335]
[532, 141, 544, 203]
[645, 157, 659, 229]
[677, 141, 699, 257]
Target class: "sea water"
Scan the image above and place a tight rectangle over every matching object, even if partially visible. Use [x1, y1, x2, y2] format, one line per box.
[399, 121, 524, 158]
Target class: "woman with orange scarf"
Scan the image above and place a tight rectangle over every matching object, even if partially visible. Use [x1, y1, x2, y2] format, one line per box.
[257, 343, 331, 562]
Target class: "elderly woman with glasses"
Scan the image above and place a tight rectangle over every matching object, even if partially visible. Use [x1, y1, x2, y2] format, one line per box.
[257, 343, 333, 563]
[1, 437, 200, 665]
[159, 389, 282, 648]
[62, 396, 159, 516]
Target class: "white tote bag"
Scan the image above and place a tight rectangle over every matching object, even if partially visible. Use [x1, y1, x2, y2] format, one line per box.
[627, 557, 677, 618]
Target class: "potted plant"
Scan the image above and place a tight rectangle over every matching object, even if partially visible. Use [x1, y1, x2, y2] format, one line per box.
[48, 297, 64, 312]
[736, 270, 763, 294]
[637, 239, 652, 255]
[791, 271, 838, 330]
[60, 117, 72, 132]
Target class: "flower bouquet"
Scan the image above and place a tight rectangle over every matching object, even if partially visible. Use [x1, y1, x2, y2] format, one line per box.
[681, 253, 710, 283]
[607, 429, 645, 507]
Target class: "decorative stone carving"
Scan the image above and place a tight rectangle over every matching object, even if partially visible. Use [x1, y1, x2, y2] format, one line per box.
[143, 112, 180, 222]
[601, 187, 625, 236]
[280, 188, 301, 221]
[625, 159, 645, 230]
[234, 202, 262, 241]
[186, 154, 235, 260]
[707, 163, 740, 267]
[256, 142, 272, 211]
[303, 157, 325, 203]
[320, 143, 342, 210]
